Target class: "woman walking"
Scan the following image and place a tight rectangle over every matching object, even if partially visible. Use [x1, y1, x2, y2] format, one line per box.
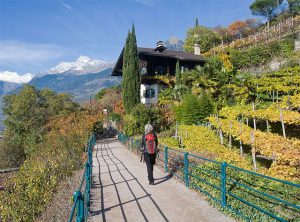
[141, 124, 158, 185]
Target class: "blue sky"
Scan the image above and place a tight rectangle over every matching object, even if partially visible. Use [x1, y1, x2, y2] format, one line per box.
[0, 0, 255, 76]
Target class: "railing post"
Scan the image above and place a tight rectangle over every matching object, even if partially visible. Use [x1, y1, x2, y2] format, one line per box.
[221, 162, 227, 207]
[184, 152, 189, 187]
[85, 162, 91, 209]
[131, 138, 134, 151]
[136, 140, 139, 154]
[74, 191, 84, 222]
[164, 146, 168, 173]
[88, 143, 93, 165]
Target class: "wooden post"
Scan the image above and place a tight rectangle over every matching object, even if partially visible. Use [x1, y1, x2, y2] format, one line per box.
[266, 120, 270, 132]
[229, 121, 232, 148]
[279, 108, 286, 138]
[250, 131, 257, 172]
[239, 120, 243, 156]
[175, 121, 178, 139]
[219, 129, 224, 145]
[252, 102, 257, 131]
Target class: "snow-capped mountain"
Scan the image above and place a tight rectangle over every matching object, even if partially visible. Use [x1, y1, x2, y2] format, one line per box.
[165, 37, 184, 51]
[44, 55, 114, 75]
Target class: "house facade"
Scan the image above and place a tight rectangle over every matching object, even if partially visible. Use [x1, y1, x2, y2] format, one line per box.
[111, 41, 206, 104]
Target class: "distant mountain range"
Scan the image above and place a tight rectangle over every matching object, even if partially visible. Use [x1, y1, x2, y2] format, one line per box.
[41, 55, 114, 76]
[0, 81, 22, 95]
[29, 68, 120, 101]
[0, 56, 120, 130]
[165, 37, 184, 51]
[1, 56, 118, 100]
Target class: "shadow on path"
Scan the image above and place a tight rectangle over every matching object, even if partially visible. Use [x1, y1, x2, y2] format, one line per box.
[90, 136, 169, 222]
[154, 174, 173, 186]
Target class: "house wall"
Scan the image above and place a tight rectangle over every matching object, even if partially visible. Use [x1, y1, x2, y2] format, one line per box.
[140, 83, 159, 104]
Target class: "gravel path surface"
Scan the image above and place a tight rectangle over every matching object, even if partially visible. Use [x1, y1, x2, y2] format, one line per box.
[36, 169, 84, 222]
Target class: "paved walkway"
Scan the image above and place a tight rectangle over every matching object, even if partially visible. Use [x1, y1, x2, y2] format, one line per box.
[89, 137, 233, 222]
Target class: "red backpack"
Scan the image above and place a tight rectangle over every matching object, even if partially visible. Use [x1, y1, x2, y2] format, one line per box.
[145, 133, 156, 154]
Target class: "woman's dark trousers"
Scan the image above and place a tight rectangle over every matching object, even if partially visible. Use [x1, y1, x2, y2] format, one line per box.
[144, 153, 156, 184]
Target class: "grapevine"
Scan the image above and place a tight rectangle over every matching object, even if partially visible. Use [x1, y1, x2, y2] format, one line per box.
[208, 116, 300, 181]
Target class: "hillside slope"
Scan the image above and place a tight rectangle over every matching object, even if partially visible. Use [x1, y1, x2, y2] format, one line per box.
[28, 68, 120, 101]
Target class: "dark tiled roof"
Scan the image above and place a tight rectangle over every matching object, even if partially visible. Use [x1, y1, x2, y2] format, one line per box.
[137, 47, 206, 62]
[111, 47, 206, 76]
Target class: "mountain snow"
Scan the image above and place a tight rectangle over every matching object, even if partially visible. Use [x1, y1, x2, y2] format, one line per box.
[165, 37, 184, 51]
[45, 55, 114, 75]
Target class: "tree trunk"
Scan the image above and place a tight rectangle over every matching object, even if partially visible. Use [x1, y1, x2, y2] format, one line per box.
[219, 129, 224, 145]
[250, 131, 257, 172]
[229, 121, 232, 148]
[252, 102, 257, 131]
[279, 108, 286, 138]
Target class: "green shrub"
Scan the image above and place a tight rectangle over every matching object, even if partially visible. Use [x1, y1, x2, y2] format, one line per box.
[123, 114, 139, 136]
[230, 37, 294, 69]
[132, 104, 166, 133]
[122, 104, 166, 136]
[108, 112, 122, 124]
[93, 120, 104, 135]
[175, 93, 213, 125]
[0, 140, 24, 168]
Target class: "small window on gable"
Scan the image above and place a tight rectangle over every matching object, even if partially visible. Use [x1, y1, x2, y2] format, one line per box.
[143, 88, 155, 98]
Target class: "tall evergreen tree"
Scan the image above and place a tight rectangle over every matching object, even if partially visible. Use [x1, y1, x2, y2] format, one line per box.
[122, 24, 140, 113]
[175, 60, 181, 86]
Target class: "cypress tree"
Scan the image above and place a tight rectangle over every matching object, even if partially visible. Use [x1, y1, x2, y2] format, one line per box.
[175, 60, 181, 86]
[122, 24, 140, 113]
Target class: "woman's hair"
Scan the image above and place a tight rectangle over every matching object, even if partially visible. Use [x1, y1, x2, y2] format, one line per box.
[145, 123, 153, 133]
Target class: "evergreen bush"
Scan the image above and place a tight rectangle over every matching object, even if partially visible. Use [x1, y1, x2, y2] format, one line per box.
[175, 93, 213, 125]
[122, 104, 166, 135]
[108, 112, 122, 124]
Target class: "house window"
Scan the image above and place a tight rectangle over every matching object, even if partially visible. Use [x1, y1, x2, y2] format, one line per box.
[143, 88, 155, 98]
[154, 66, 165, 75]
[140, 67, 147, 75]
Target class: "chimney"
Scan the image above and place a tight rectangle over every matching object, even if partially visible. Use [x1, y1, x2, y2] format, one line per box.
[155, 41, 166, 52]
[194, 43, 201, 55]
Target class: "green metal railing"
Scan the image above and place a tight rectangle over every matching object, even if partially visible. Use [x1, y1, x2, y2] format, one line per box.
[118, 133, 300, 222]
[68, 134, 96, 222]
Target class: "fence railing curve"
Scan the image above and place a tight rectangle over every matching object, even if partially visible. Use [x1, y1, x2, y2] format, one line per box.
[117, 132, 300, 222]
[68, 134, 96, 222]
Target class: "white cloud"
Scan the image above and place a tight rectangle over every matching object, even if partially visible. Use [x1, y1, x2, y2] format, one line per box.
[60, 1, 73, 10]
[0, 71, 34, 83]
[132, 0, 154, 6]
[0, 41, 66, 63]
